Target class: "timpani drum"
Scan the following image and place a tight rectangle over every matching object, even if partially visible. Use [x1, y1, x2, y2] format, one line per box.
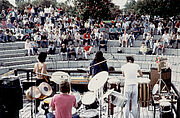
[79, 109, 98, 118]
[82, 92, 99, 109]
[138, 78, 150, 107]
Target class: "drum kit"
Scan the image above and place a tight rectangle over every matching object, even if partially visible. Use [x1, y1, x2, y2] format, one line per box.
[26, 71, 154, 118]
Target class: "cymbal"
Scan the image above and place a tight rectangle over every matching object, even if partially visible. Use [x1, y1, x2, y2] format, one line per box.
[51, 71, 71, 84]
[88, 71, 108, 91]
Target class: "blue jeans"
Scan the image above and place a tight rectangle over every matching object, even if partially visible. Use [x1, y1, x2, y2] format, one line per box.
[46, 112, 79, 118]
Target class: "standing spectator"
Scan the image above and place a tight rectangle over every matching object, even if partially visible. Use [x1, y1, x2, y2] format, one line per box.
[60, 44, 67, 61]
[157, 38, 165, 55]
[83, 31, 90, 45]
[25, 39, 34, 56]
[0, 10, 7, 29]
[133, 25, 140, 40]
[143, 25, 150, 40]
[139, 42, 147, 55]
[99, 37, 107, 52]
[67, 44, 76, 60]
[76, 44, 83, 60]
[169, 31, 176, 48]
[34, 32, 41, 47]
[84, 42, 92, 60]
[157, 21, 163, 35]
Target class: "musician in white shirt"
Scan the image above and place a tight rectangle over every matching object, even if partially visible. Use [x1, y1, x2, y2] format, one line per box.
[121, 56, 143, 118]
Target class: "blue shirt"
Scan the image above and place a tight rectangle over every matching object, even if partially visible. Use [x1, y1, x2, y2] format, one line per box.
[90, 60, 108, 76]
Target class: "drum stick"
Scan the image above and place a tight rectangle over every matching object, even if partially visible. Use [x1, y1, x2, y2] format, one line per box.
[88, 60, 108, 69]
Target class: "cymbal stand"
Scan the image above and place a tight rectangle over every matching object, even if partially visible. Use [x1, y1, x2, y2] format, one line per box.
[97, 86, 103, 118]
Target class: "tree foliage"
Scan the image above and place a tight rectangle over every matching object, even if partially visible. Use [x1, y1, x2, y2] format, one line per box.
[73, 0, 121, 21]
[125, 0, 180, 18]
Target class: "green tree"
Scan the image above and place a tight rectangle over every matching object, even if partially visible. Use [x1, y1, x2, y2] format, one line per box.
[73, 0, 121, 21]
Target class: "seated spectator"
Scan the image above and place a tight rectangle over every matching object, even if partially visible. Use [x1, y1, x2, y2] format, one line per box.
[145, 32, 153, 48]
[162, 31, 170, 47]
[76, 44, 83, 60]
[109, 25, 116, 40]
[133, 25, 140, 40]
[119, 34, 122, 47]
[91, 31, 97, 47]
[99, 37, 107, 52]
[157, 38, 165, 55]
[41, 32, 48, 48]
[150, 22, 155, 35]
[5, 29, 14, 42]
[67, 31, 74, 45]
[121, 31, 129, 47]
[0, 30, 5, 42]
[84, 42, 92, 59]
[128, 31, 135, 47]
[25, 39, 34, 56]
[60, 44, 67, 61]
[152, 39, 159, 55]
[157, 21, 163, 35]
[74, 31, 81, 46]
[143, 25, 150, 40]
[34, 32, 41, 47]
[67, 44, 76, 60]
[176, 32, 180, 49]
[169, 31, 176, 48]
[83, 31, 90, 45]
[139, 42, 147, 55]
[100, 30, 108, 45]
[47, 41, 56, 55]
[31, 41, 38, 55]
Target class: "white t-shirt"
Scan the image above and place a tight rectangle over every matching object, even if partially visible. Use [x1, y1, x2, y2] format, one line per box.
[121, 63, 140, 86]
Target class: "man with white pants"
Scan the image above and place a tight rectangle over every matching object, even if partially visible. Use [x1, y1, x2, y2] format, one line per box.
[121, 56, 143, 118]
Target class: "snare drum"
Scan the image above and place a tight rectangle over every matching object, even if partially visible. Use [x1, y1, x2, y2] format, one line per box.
[26, 86, 41, 100]
[38, 82, 52, 100]
[71, 91, 82, 109]
[138, 78, 150, 107]
[107, 78, 121, 92]
[82, 92, 99, 109]
[80, 109, 98, 118]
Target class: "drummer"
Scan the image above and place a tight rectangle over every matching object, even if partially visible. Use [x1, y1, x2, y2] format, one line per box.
[121, 56, 143, 118]
[47, 81, 78, 118]
[33, 52, 49, 113]
[89, 51, 108, 77]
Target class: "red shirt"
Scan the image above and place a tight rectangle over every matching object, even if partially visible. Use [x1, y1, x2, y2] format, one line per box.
[84, 45, 91, 51]
[83, 33, 90, 39]
[51, 94, 76, 118]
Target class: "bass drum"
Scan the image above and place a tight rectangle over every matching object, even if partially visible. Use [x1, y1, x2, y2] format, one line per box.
[82, 91, 99, 109]
[26, 86, 41, 100]
[80, 109, 98, 118]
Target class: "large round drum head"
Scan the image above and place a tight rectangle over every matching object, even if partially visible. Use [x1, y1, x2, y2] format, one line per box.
[80, 109, 98, 117]
[51, 71, 71, 84]
[88, 71, 108, 91]
[38, 82, 52, 96]
[82, 92, 96, 105]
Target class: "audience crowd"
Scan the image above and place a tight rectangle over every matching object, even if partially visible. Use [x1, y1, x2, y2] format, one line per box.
[1, 5, 180, 59]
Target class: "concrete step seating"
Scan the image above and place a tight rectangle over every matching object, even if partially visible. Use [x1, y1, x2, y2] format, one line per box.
[3, 60, 32, 66]
[0, 53, 25, 59]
